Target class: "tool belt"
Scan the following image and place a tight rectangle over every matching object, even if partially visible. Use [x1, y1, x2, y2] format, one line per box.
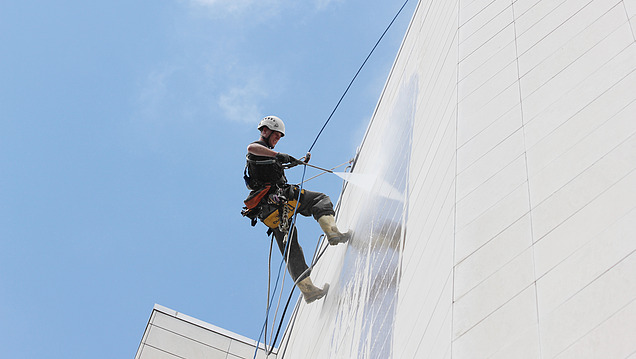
[241, 184, 303, 232]
[243, 185, 271, 209]
[241, 185, 271, 227]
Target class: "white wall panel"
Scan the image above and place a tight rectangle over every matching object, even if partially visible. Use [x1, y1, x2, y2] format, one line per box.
[534, 168, 636, 277]
[136, 305, 274, 359]
[458, 22, 515, 79]
[456, 183, 531, 263]
[525, 68, 636, 177]
[520, 4, 629, 97]
[456, 155, 528, 229]
[456, 130, 525, 201]
[554, 298, 636, 359]
[540, 252, 636, 357]
[151, 311, 233, 351]
[460, 3, 514, 58]
[458, 42, 516, 102]
[454, 214, 532, 298]
[144, 326, 228, 359]
[513, 0, 564, 36]
[530, 128, 636, 240]
[488, 323, 542, 359]
[536, 207, 636, 316]
[516, 0, 618, 60]
[456, 104, 522, 173]
[512, 0, 542, 19]
[453, 286, 539, 358]
[522, 43, 636, 139]
[461, 0, 504, 26]
[456, 82, 520, 145]
[627, 0, 636, 40]
[626, 0, 636, 17]
[454, 248, 535, 336]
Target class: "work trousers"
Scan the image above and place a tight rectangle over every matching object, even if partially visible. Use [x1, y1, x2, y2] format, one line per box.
[269, 188, 335, 282]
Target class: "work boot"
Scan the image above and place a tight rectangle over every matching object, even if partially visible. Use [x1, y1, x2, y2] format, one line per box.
[297, 277, 329, 304]
[318, 215, 351, 245]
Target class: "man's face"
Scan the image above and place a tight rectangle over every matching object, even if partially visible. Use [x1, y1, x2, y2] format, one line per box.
[263, 128, 283, 147]
[269, 131, 283, 147]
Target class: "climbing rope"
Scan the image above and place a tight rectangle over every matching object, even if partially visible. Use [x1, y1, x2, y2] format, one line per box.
[307, 0, 412, 153]
[262, 234, 274, 352]
[254, 0, 412, 357]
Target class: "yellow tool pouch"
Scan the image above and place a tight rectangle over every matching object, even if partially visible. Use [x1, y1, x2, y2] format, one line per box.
[262, 189, 304, 229]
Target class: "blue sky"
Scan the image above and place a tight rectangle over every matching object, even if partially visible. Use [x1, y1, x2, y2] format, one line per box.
[0, 0, 415, 357]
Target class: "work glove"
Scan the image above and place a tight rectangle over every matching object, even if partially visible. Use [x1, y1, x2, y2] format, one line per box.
[275, 152, 297, 164]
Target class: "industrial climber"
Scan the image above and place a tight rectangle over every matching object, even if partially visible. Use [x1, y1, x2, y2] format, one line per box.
[242, 115, 351, 304]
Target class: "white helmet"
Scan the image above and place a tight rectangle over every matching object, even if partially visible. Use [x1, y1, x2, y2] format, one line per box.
[257, 115, 285, 136]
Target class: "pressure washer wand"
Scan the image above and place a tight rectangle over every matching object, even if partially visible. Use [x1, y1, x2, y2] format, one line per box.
[300, 161, 333, 173]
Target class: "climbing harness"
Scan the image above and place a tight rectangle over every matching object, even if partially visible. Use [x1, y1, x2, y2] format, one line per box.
[244, 155, 287, 189]
[261, 187, 304, 231]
